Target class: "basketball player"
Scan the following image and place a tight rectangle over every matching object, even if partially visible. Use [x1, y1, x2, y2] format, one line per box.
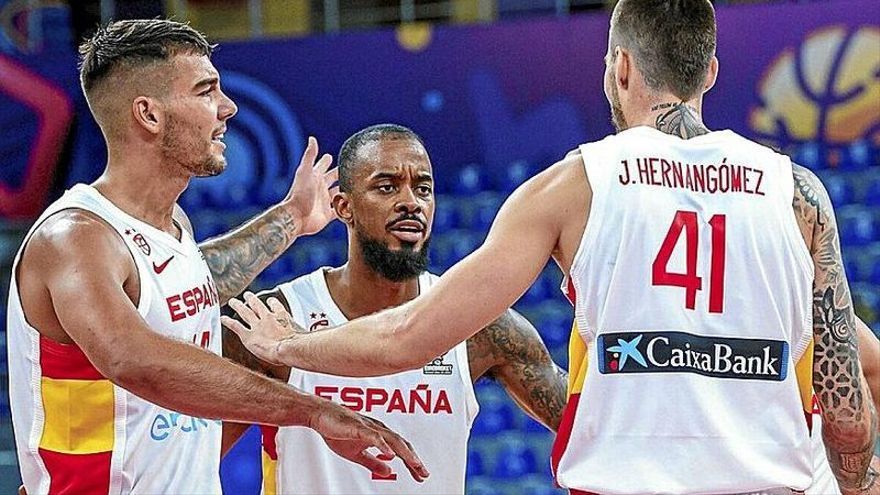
[6, 20, 426, 495]
[222, 124, 568, 494]
[225, 1, 878, 492]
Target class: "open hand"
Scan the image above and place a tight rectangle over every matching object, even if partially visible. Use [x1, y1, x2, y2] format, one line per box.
[222, 292, 300, 366]
[284, 136, 339, 236]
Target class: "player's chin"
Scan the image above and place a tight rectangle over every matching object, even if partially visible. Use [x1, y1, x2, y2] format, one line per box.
[195, 158, 227, 177]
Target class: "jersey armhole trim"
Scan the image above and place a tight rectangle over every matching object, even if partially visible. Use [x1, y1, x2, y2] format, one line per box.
[569, 144, 606, 341]
[455, 340, 480, 426]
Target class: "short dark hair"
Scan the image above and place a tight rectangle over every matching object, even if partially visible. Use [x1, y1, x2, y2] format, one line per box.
[79, 19, 213, 95]
[612, 0, 716, 100]
[337, 124, 426, 192]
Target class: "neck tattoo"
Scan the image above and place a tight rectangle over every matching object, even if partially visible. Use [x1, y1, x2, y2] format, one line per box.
[652, 102, 709, 139]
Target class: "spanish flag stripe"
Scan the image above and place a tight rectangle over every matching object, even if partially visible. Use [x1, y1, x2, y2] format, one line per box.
[38, 448, 111, 495]
[39, 336, 104, 381]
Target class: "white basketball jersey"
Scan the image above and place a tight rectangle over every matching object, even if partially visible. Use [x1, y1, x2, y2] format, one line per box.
[7, 184, 222, 494]
[261, 268, 479, 494]
[553, 127, 815, 494]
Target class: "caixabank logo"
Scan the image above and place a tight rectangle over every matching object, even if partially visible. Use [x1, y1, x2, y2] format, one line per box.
[597, 331, 789, 381]
[749, 26, 880, 168]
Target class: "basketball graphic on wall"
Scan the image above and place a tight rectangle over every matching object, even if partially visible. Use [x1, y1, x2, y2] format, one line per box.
[750, 26, 880, 157]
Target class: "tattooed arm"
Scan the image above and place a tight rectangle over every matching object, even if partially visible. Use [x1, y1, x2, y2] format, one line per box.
[792, 164, 878, 492]
[198, 137, 338, 304]
[467, 309, 568, 432]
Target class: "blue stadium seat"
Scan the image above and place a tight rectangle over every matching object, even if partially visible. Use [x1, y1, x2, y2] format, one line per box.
[493, 437, 538, 478]
[864, 177, 880, 206]
[470, 193, 504, 233]
[455, 164, 490, 195]
[823, 175, 855, 205]
[871, 258, 880, 285]
[467, 448, 485, 477]
[434, 200, 461, 231]
[467, 476, 505, 495]
[472, 398, 515, 436]
[522, 416, 549, 434]
[840, 139, 873, 170]
[793, 143, 822, 170]
[496, 160, 533, 193]
[839, 209, 876, 247]
[844, 258, 863, 283]
[518, 474, 566, 495]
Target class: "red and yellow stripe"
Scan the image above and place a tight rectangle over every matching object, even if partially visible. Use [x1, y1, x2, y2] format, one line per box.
[261, 425, 279, 495]
[38, 336, 114, 494]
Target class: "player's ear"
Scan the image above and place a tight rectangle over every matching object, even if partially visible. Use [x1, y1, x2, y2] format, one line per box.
[703, 56, 719, 92]
[132, 96, 162, 135]
[614, 46, 631, 91]
[333, 192, 353, 225]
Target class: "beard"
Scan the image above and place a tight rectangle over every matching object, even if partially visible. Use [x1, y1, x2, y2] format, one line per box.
[609, 80, 628, 133]
[356, 229, 430, 282]
[162, 113, 226, 177]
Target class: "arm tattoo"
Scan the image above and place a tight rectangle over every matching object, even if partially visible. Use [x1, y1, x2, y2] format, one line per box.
[653, 102, 710, 139]
[793, 165, 878, 489]
[469, 309, 568, 432]
[200, 205, 298, 304]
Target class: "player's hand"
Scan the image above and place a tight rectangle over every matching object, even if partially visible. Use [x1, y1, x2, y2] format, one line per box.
[282, 136, 339, 236]
[223, 292, 302, 365]
[310, 399, 430, 482]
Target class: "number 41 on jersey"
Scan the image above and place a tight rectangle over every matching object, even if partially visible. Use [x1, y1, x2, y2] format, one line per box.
[652, 210, 727, 314]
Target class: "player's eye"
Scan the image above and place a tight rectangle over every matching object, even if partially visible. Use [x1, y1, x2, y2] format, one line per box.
[377, 184, 394, 193]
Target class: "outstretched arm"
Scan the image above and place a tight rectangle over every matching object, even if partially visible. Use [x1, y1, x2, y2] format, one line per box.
[792, 165, 877, 492]
[224, 156, 587, 376]
[199, 137, 338, 304]
[468, 309, 568, 432]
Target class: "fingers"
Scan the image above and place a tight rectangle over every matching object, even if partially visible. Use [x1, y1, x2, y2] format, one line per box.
[315, 153, 333, 174]
[380, 430, 429, 482]
[228, 297, 257, 324]
[349, 450, 393, 478]
[297, 136, 318, 172]
[266, 297, 288, 317]
[220, 316, 250, 336]
[324, 167, 339, 187]
[243, 291, 271, 319]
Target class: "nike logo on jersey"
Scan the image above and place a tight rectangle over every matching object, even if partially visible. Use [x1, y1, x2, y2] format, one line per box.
[153, 256, 174, 274]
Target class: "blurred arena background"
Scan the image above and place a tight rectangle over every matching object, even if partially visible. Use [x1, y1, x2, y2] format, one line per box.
[0, 0, 877, 493]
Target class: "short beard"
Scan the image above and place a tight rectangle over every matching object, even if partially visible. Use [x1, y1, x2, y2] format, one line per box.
[162, 114, 226, 177]
[357, 230, 430, 282]
[610, 80, 628, 133]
